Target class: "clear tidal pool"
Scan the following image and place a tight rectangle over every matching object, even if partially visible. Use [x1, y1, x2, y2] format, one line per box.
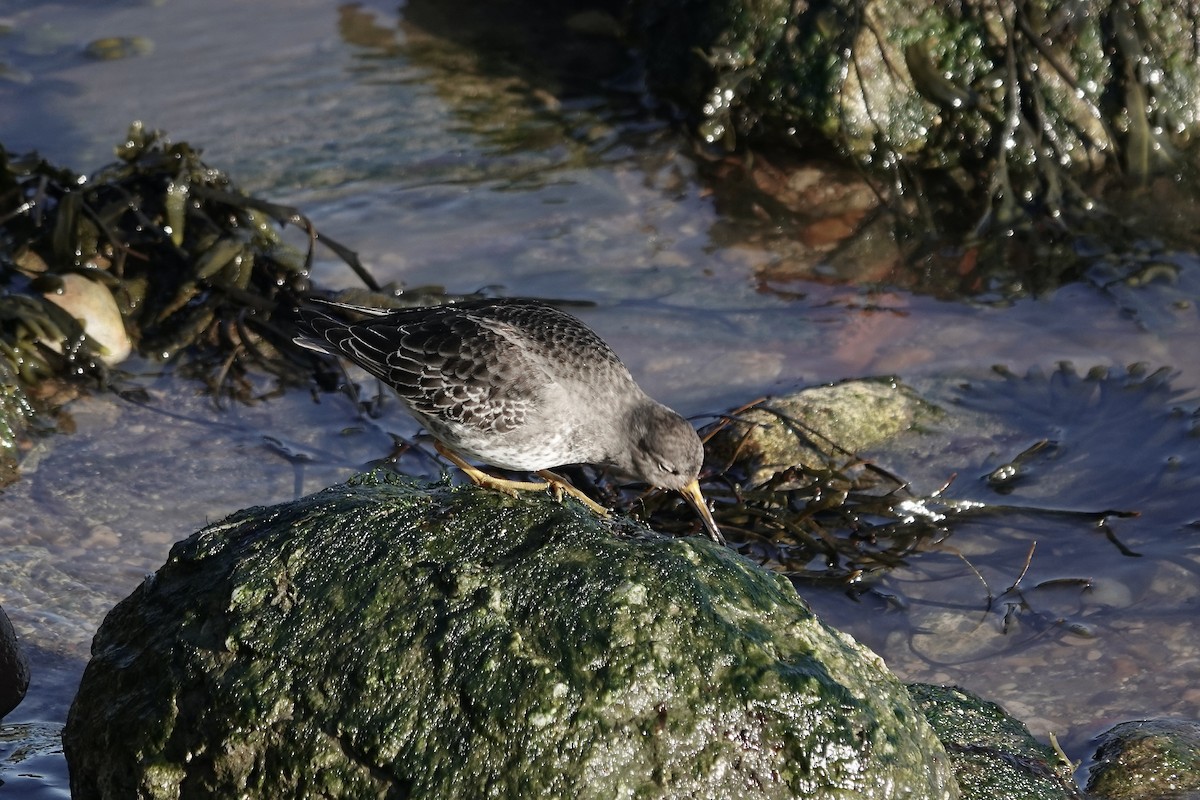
[2, 0, 1199, 794]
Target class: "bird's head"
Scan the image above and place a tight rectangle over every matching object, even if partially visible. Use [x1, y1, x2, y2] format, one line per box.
[622, 402, 703, 491]
[619, 402, 724, 545]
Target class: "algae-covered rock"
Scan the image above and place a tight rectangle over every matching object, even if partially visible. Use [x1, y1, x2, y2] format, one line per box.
[632, 0, 1199, 176]
[708, 378, 939, 485]
[907, 684, 1082, 800]
[65, 470, 958, 799]
[1086, 719, 1200, 800]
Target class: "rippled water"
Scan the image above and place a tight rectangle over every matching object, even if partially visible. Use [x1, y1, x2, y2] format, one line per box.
[2, 0, 1199, 794]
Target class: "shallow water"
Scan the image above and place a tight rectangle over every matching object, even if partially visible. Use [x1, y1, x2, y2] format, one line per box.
[2, 0, 1200, 793]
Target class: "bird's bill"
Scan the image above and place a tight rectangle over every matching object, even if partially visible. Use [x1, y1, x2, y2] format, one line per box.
[680, 479, 726, 546]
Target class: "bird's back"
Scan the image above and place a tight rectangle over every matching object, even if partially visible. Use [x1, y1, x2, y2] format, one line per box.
[291, 298, 635, 438]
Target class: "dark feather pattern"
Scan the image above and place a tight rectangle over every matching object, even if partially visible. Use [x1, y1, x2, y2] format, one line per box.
[292, 298, 625, 435]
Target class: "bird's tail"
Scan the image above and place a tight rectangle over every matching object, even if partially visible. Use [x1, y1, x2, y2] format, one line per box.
[288, 300, 360, 357]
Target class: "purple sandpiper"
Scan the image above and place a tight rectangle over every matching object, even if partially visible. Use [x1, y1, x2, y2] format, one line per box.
[292, 298, 724, 544]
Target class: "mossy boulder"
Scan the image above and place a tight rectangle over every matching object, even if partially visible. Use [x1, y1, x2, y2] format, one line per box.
[908, 684, 1082, 800]
[1086, 719, 1200, 800]
[631, 0, 1199, 175]
[707, 379, 939, 485]
[65, 470, 958, 799]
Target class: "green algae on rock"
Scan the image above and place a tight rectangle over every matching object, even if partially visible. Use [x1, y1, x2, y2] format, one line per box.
[632, 0, 1199, 179]
[707, 378, 939, 486]
[64, 470, 958, 799]
[630, 0, 1200, 290]
[1086, 719, 1200, 800]
[907, 684, 1083, 800]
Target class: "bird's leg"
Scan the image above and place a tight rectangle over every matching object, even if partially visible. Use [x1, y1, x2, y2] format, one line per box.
[434, 442, 549, 494]
[434, 443, 609, 516]
[536, 470, 610, 516]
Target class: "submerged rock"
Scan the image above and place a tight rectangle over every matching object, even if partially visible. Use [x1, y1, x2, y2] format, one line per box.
[65, 470, 958, 799]
[707, 378, 939, 485]
[83, 36, 154, 61]
[0, 722, 67, 793]
[0, 604, 29, 720]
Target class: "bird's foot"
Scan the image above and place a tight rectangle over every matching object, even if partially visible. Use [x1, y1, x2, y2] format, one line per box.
[434, 442, 609, 516]
[536, 470, 610, 516]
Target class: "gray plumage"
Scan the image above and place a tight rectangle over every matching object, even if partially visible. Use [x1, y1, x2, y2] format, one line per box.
[292, 297, 722, 542]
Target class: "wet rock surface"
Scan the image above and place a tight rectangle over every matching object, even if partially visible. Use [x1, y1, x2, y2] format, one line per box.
[707, 378, 938, 485]
[632, 0, 1200, 175]
[908, 684, 1082, 800]
[0, 605, 29, 720]
[64, 470, 958, 799]
[1086, 718, 1200, 800]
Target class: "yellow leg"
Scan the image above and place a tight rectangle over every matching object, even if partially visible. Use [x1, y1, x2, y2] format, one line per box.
[536, 470, 610, 516]
[434, 442, 609, 516]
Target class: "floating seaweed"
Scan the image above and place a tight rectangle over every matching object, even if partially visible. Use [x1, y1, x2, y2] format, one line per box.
[685, 417, 982, 586]
[636, 362, 1198, 593]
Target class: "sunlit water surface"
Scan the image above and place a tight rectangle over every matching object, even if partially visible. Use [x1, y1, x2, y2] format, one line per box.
[2, 0, 1199, 794]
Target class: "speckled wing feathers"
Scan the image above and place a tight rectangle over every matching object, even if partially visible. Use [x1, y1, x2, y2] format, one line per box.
[292, 299, 627, 436]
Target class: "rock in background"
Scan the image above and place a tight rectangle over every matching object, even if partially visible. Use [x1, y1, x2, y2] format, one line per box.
[0, 604, 29, 720]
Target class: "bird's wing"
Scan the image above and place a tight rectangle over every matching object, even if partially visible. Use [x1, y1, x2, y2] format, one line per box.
[304, 304, 550, 434]
[477, 300, 626, 375]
